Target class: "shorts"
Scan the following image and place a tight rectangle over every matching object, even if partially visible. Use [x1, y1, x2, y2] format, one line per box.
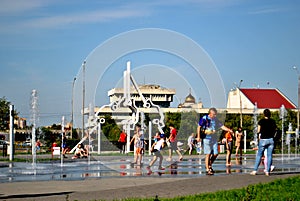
[227, 141, 233, 151]
[136, 147, 143, 155]
[203, 138, 218, 155]
[153, 150, 162, 157]
[168, 141, 178, 151]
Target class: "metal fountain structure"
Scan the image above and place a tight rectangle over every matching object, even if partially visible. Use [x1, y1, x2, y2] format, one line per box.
[70, 61, 166, 155]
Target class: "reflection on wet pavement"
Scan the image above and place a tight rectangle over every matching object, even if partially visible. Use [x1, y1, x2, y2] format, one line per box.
[0, 154, 300, 182]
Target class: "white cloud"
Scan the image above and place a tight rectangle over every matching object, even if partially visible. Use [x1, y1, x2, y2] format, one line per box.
[0, 0, 51, 15]
[0, 0, 241, 32]
[22, 8, 148, 29]
[248, 7, 283, 15]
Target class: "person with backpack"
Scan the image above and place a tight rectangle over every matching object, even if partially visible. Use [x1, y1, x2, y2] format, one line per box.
[196, 107, 233, 175]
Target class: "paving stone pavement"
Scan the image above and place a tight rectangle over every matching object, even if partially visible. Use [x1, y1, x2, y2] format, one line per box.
[0, 154, 299, 201]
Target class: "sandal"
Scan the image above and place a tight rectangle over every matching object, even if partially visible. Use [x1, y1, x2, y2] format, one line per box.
[206, 169, 214, 175]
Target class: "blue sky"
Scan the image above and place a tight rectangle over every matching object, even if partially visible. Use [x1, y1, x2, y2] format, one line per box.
[0, 0, 299, 126]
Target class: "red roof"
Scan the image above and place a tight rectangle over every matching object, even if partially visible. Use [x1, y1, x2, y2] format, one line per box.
[240, 88, 296, 109]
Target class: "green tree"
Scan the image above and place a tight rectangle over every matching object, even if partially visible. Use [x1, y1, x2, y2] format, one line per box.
[40, 126, 57, 149]
[101, 114, 121, 141]
[0, 97, 18, 131]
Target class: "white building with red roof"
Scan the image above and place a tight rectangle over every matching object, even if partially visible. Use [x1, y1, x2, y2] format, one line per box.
[227, 88, 296, 111]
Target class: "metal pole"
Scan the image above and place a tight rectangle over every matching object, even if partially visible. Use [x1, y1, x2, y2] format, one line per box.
[148, 121, 152, 156]
[293, 66, 300, 140]
[61, 116, 65, 166]
[98, 122, 101, 155]
[71, 77, 76, 139]
[126, 124, 130, 154]
[297, 74, 300, 134]
[9, 105, 14, 161]
[238, 80, 243, 128]
[82, 61, 86, 138]
[296, 128, 298, 157]
[243, 130, 247, 153]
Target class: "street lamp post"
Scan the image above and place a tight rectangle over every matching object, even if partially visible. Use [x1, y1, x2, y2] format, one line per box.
[82, 61, 86, 138]
[238, 80, 243, 128]
[71, 77, 76, 139]
[293, 66, 300, 133]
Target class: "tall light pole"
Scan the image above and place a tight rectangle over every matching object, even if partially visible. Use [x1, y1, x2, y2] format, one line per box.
[238, 80, 243, 128]
[82, 61, 86, 138]
[293, 66, 299, 132]
[71, 77, 76, 139]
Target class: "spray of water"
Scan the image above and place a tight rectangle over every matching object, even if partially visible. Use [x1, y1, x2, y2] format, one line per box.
[30, 89, 39, 172]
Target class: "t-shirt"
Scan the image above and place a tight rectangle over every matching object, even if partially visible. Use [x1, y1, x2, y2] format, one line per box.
[119, 132, 126, 142]
[134, 135, 143, 148]
[154, 139, 165, 151]
[198, 115, 223, 139]
[169, 128, 177, 142]
[258, 118, 277, 139]
[188, 136, 194, 145]
[225, 132, 233, 142]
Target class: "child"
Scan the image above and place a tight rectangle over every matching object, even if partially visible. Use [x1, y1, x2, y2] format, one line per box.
[72, 144, 87, 159]
[147, 133, 166, 171]
[263, 149, 275, 173]
[130, 130, 143, 165]
[153, 132, 160, 143]
[187, 133, 195, 155]
[225, 130, 233, 166]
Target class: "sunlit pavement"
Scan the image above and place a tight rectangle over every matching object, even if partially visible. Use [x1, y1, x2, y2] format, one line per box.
[1, 153, 300, 183]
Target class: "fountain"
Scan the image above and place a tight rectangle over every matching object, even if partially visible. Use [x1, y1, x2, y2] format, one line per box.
[251, 102, 258, 148]
[287, 123, 292, 159]
[280, 104, 287, 162]
[30, 89, 39, 173]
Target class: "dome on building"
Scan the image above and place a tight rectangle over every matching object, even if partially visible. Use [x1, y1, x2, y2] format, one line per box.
[178, 103, 183, 108]
[185, 93, 196, 104]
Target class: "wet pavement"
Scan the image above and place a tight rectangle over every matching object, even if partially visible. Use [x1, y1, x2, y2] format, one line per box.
[1, 153, 300, 183]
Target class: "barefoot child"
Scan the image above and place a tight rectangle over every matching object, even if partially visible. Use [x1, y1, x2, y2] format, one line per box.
[130, 130, 143, 165]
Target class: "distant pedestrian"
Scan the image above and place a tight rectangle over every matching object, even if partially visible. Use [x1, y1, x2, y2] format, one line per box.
[118, 130, 127, 154]
[62, 136, 68, 158]
[235, 127, 243, 156]
[35, 139, 42, 151]
[250, 109, 277, 176]
[167, 124, 183, 161]
[196, 107, 233, 175]
[187, 133, 195, 155]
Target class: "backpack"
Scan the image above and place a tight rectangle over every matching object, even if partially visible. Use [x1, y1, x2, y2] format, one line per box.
[199, 115, 211, 139]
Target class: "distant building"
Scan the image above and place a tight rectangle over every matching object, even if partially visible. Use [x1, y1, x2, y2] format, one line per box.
[227, 88, 296, 110]
[178, 89, 203, 109]
[14, 117, 27, 129]
[108, 84, 176, 108]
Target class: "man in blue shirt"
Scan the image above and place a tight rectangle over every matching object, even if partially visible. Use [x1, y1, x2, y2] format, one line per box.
[197, 107, 233, 175]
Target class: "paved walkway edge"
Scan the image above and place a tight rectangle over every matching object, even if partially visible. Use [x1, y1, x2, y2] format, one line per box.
[1, 173, 299, 201]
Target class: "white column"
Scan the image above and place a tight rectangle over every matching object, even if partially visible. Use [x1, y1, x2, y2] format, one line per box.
[148, 121, 152, 155]
[243, 130, 247, 153]
[9, 105, 14, 161]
